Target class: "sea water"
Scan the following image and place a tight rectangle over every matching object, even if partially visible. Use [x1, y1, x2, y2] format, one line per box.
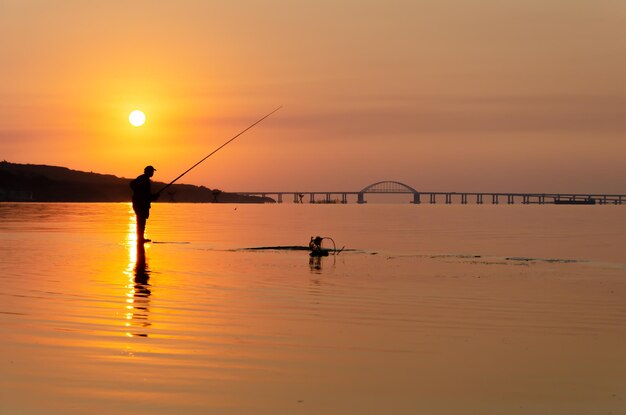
[1, 203, 625, 414]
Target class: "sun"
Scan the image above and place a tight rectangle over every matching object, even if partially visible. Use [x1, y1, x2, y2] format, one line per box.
[129, 110, 146, 127]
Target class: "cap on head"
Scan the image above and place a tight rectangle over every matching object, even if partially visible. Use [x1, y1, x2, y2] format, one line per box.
[144, 165, 156, 173]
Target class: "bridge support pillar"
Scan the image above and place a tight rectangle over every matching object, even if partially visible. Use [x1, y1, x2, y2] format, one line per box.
[522, 195, 529, 204]
[326, 193, 331, 203]
[539, 195, 545, 204]
[461, 194, 467, 204]
[477, 194, 483, 204]
[445, 194, 452, 204]
[412, 192, 420, 204]
[508, 195, 514, 204]
[277, 193, 283, 203]
[357, 192, 366, 204]
[342, 193, 347, 204]
[309, 193, 315, 203]
[492, 194, 498, 204]
[430, 194, 436, 204]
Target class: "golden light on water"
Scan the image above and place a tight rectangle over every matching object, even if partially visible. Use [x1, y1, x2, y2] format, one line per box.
[126, 207, 138, 247]
[129, 110, 146, 127]
[124, 210, 152, 338]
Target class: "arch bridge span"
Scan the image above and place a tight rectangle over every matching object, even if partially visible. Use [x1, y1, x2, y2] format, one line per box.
[360, 181, 418, 194]
[234, 181, 625, 205]
[357, 181, 419, 203]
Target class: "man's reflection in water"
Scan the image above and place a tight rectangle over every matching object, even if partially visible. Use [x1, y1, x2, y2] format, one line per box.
[128, 242, 152, 337]
[309, 253, 337, 274]
[309, 253, 338, 272]
[309, 255, 322, 272]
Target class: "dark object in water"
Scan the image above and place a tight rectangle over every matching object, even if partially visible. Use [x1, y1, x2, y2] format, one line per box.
[239, 237, 345, 256]
[308, 235, 344, 256]
[309, 236, 324, 251]
[243, 245, 310, 251]
[309, 249, 330, 257]
[554, 199, 596, 205]
[240, 246, 353, 253]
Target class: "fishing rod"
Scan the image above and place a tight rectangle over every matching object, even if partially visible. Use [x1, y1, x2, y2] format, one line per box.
[157, 106, 282, 194]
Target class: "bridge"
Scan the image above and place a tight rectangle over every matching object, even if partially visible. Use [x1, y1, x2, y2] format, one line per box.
[235, 181, 625, 205]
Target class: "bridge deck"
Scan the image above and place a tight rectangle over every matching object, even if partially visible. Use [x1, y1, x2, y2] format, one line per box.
[234, 191, 625, 205]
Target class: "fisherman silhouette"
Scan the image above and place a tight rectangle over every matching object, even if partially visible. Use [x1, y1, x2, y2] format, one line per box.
[309, 236, 329, 257]
[309, 236, 323, 252]
[130, 165, 159, 243]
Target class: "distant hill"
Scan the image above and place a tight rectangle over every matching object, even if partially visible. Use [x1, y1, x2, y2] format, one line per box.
[0, 161, 274, 203]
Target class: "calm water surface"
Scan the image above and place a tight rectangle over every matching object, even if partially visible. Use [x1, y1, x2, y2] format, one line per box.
[1, 203, 625, 414]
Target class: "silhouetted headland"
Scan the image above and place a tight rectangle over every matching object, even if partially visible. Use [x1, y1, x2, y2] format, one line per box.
[0, 161, 274, 203]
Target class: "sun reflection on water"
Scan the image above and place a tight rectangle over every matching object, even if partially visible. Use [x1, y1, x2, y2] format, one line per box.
[123, 211, 152, 338]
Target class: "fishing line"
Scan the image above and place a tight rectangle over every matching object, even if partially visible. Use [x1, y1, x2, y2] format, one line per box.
[157, 106, 282, 194]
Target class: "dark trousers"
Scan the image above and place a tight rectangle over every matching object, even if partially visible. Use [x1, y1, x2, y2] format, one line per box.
[136, 216, 146, 240]
[135, 209, 149, 241]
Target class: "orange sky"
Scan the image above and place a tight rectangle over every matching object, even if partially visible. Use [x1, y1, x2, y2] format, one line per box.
[1, 0, 626, 193]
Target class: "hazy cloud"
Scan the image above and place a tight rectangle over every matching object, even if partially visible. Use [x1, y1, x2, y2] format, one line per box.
[267, 94, 626, 137]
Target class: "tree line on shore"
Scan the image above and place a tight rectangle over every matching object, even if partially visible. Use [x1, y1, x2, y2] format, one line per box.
[0, 161, 272, 203]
